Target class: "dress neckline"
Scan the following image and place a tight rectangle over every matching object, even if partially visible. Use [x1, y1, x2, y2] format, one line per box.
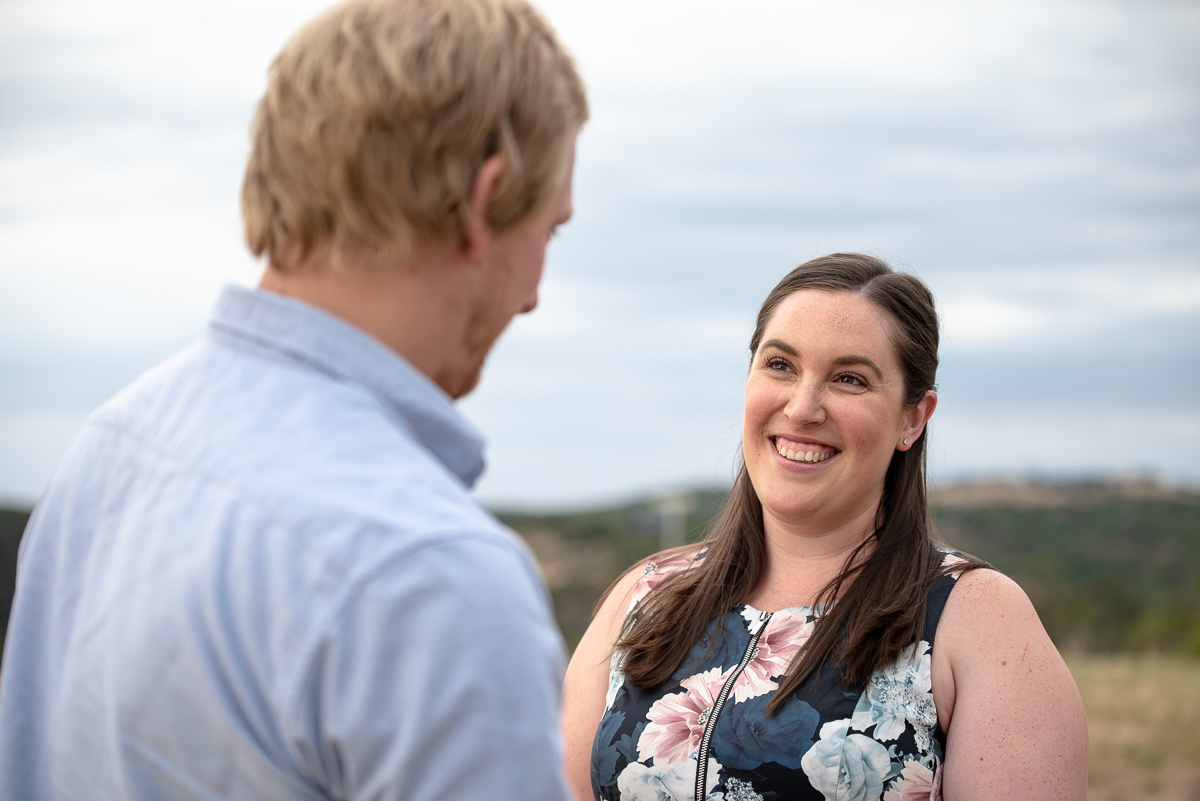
[734, 601, 827, 616]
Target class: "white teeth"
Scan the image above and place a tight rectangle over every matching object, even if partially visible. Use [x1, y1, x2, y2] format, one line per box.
[775, 440, 832, 463]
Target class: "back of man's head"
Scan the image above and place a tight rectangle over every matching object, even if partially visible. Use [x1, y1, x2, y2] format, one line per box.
[241, 0, 588, 269]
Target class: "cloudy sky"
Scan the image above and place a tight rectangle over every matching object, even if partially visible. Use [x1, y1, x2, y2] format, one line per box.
[2, 0, 1198, 509]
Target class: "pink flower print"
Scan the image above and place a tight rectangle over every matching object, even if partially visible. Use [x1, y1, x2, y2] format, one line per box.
[731, 608, 814, 703]
[630, 550, 701, 608]
[636, 666, 729, 765]
[940, 551, 968, 578]
[883, 759, 942, 801]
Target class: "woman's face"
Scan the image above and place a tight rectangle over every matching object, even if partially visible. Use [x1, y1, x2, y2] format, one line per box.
[741, 289, 935, 537]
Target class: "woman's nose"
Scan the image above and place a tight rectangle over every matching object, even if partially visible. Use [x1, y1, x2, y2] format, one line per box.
[783, 380, 826, 425]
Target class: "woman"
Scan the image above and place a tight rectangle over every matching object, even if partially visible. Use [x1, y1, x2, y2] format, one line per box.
[563, 254, 1088, 801]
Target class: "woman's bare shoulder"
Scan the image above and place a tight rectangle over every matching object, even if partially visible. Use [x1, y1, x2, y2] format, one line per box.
[591, 557, 650, 632]
[594, 544, 706, 630]
[947, 565, 1033, 612]
[562, 543, 706, 775]
[937, 566, 1050, 666]
[952, 564, 1055, 630]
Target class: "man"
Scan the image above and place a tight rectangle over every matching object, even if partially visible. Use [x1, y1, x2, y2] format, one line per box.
[0, 0, 587, 798]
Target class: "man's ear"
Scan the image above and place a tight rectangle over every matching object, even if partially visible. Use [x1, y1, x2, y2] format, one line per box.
[462, 154, 506, 260]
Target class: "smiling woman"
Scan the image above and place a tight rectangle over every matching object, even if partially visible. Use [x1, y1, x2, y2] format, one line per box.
[741, 289, 936, 556]
[562, 254, 1089, 801]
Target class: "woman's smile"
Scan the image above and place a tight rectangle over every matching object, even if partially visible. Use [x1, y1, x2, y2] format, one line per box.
[771, 436, 836, 465]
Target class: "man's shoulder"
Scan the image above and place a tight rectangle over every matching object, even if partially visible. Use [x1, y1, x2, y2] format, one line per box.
[80, 336, 519, 571]
[92, 336, 437, 497]
[92, 335, 374, 445]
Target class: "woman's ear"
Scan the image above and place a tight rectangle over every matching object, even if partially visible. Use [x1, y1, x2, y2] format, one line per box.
[897, 390, 937, 451]
[461, 154, 506, 260]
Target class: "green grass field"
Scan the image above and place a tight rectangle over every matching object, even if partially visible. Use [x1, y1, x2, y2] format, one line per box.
[1069, 654, 1200, 800]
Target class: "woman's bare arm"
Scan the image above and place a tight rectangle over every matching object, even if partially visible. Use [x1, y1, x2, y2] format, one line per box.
[933, 568, 1088, 800]
[561, 565, 645, 801]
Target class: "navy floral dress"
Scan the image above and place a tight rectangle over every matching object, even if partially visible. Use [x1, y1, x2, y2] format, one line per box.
[590, 550, 966, 801]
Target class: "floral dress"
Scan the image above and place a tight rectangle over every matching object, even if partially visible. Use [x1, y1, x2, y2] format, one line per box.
[590, 550, 966, 801]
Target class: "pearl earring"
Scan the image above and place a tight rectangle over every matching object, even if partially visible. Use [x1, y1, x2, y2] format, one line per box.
[903, 438, 910, 445]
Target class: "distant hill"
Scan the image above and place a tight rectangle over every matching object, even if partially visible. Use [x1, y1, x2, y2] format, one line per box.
[930, 480, 1200, 654]
[498, 481, 1200, 654]
[2, 480, 1197, 658]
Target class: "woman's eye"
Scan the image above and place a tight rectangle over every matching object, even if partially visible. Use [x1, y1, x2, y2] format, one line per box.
[766, 358, 790, 372]
[835, 373, 867, 387]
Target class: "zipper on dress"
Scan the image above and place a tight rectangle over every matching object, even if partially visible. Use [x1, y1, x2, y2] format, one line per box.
[693, 610, 772, 801]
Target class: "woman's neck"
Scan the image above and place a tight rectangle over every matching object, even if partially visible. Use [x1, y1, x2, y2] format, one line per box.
[741, 502, 878, 612]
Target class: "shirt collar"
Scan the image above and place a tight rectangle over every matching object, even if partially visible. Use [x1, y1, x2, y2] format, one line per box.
[208, 284, 486, 487]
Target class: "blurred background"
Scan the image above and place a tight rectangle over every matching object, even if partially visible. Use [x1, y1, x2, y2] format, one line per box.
[2, 0, 1198, 509]
[2, 0, 1199, 797]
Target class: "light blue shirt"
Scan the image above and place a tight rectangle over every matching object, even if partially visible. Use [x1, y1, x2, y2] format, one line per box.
[0, 286, 571, 801]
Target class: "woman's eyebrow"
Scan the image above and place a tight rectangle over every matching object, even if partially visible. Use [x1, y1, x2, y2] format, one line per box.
[759, 338, 797, 355]
[834, 355, 883, 379]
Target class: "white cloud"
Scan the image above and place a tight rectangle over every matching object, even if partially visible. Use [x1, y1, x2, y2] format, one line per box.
[541, 0, 1078, 92]
[0, 208, 254, 355]
[0, 0, 328, 103]
[1, 0, 1197, 506]
[937, 267, 1200, 351]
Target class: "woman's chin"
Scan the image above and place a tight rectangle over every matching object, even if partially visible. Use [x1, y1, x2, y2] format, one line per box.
[760, 494, 835, 528]
[757, 483, 885, 538]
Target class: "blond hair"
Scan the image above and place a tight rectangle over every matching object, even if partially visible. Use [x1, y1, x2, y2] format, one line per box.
[242, 0, 587, 267]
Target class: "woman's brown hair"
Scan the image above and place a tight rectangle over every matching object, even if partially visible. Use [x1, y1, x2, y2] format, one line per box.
[614, 253, 987, 713]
